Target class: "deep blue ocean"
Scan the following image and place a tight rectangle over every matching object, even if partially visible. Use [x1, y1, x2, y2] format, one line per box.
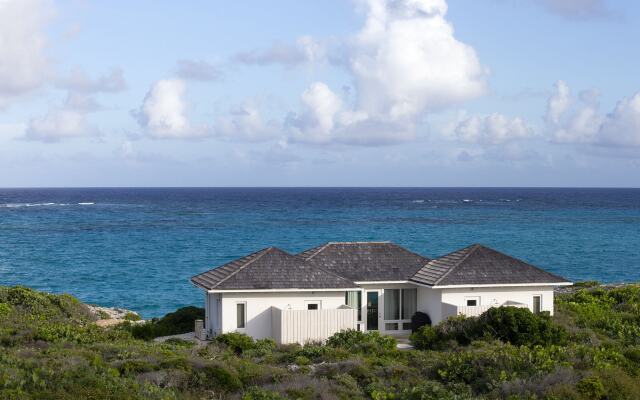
[1, 188, 639, 317]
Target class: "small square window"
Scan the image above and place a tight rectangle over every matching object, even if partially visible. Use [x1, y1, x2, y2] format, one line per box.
[307, 303, 319, 310]
[466, 299, 477, 307]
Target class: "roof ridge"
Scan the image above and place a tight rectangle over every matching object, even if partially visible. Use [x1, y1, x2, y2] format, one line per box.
[431, 244, 481, 286]
[307, 262, 355, 285]
[211, 247, 277, 289]
[302, 242, 332, 260]
[327, 241, 391, 244]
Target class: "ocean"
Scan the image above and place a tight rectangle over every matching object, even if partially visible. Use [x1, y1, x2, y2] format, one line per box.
[1, 187, 638, 317]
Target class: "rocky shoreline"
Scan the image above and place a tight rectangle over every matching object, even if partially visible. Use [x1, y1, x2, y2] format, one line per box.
[86, 304, 144, 327]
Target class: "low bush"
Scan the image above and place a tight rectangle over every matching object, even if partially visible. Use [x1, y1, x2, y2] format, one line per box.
[411, 306, 567, 349]
[216, 332, 256, 354]
[127, 306, 204, 340]
[326, 329, 396, 355]
[410, 311, 431, 332]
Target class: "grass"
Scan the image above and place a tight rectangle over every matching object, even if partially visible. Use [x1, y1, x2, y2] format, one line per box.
[1, 283, 639, 399]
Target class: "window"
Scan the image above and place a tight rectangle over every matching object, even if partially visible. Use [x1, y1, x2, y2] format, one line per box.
[305, 300, 321, 310]
[401, 288, 417, 319]
[533, 295, 541, 314]
[345, 291, 362, 321]
[465, 296, 480, 307]
[383, 288, 418, 330]
[236, 302, 246, 329]
[384, 289, 401, 320]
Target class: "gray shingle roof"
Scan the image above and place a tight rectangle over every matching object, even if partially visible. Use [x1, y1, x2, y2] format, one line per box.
[410, 244, 570, 286]
[298, 242, 430, 282]
[190, 247, 356, 290]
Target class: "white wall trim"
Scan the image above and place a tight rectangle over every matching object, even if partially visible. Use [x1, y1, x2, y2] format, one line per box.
[354, 281, 409, 285]
[208, 287, 359, 294]
[432, 282, 573, 289]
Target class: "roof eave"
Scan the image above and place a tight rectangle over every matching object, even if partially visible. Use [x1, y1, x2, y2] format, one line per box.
[431, 282, 573, 289]
[206, 287, 362, 294]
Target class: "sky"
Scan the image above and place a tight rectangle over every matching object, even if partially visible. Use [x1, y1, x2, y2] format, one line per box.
[1, 0, 639, 187]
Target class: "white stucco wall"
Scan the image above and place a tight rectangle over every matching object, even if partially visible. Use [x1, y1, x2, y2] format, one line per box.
[205, 293, 222, 335]
[218, 291, 347, 340]
[416, 286, 443, 324]
[439, 286, 556, 322]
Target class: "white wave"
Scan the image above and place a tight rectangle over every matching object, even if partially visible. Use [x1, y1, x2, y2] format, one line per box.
[462, 199, 473, 202]
[412, 199, 425, 203]
[78, 202, 95, 205]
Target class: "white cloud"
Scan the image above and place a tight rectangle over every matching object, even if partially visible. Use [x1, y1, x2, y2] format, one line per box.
[0, 0, 52, 107]
[546, 80, 571, 126]
[598, 93, 640, 147]
[175, 60, 221, 81]
[454, 113, 533, 145]
[546, 81, 640, 148]
[215, 101, 279, 141]
[349, 0, 486, 119]
[135, 79, 204, 139]
[56, 67, 127, 93]
[25, 109, 97, 142]
[285, 0, 486, 146]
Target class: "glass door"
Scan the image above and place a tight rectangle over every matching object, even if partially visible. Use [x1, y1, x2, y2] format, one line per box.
[366, 291, 379, 331]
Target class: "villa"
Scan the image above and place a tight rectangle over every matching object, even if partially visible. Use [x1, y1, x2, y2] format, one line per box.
[191, 242, 571, 344]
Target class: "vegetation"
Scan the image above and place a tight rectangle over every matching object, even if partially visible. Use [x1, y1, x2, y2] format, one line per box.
[128, 306, 204, 340]
[1, 283, 639, 399]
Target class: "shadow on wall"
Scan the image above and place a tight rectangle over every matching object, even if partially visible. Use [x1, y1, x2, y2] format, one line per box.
[442, 303, 457, 321]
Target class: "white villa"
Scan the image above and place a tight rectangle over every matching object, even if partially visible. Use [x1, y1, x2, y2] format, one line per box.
[191, 242, 572, 344]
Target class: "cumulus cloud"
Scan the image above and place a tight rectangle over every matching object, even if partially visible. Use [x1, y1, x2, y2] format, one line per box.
[0, 0, 53, 108]
[286, 82, 415, 145]
[349, 0, 486, 119]
[25, 109, 97, 142]
[56, 67, 127, 93]
[284, 0, 486, 146]
[546, 81, 640, 148]
[175, 60, 221, 81]
[598, 93, 640, 147]
[536, 0, 610, 19]
[454, 113, 533, 145]
[135, 79, 205, 139]
[214, 101, 279, 141]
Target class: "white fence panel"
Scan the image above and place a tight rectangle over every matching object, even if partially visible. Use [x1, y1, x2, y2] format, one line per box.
[272, 308, 357, 344]
[457, 303, 528, 318]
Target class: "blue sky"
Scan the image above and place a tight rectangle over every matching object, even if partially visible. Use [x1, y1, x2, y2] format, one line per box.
[1, 0, 639, 187]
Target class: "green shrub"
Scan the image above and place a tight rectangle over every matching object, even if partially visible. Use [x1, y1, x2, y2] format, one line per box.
[413, 307, 568, 349]
[128, 306, 204, 340]
[123, 312, 141, 321]
[477, 306, 568, 346]
[216, 332, 256, 354]
[576, 375, 605, 399]
[242, 386, 284, 400]
[326, 329, 396, 355]
[410, 325, 438, 350]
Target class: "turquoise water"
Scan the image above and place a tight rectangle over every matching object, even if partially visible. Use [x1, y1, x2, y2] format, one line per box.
[1, 188, 639, 317]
